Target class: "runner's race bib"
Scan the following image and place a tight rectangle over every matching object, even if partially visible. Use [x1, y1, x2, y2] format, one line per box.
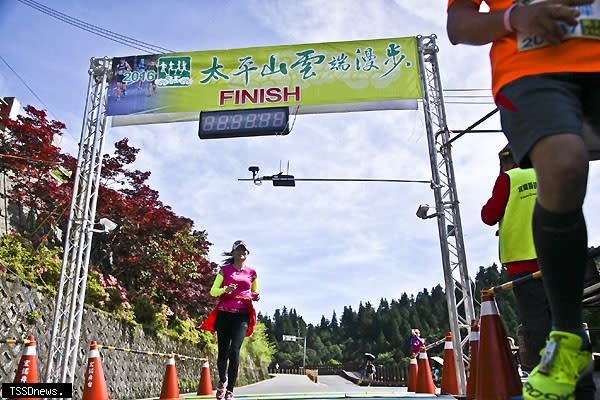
[517, 0, 600, 51]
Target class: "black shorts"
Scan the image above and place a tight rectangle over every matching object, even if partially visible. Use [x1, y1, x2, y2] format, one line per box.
[498, 72, 600, 167]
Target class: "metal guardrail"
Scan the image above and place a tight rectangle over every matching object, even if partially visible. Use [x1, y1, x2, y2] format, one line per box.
[268, 364, 408, 386]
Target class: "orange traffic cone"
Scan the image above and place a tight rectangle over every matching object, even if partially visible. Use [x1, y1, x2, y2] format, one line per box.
[82, 341, 109, 400]
[476, 290, 522, 400]
[440, 332, 459, 395]
[196, 357, 213, 395]
[466, 319, 480, 399]
[11, 335, 39, 400]
[407, 354, 419, 392]
[160, 354, 180, 400]
[416, 346, 436, 394]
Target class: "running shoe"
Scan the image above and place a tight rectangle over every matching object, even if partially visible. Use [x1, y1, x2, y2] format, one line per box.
[523, 331, 591, 400]
[215, 381, 227, 400]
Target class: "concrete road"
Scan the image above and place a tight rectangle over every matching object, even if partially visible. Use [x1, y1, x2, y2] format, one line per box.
[233, 374, 408, 395]
[181, 374, 453, 400]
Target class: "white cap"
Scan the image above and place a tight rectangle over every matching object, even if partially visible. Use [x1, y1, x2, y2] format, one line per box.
[232, 240, 249, 254]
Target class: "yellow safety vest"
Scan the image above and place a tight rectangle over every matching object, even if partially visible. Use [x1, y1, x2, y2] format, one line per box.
[499, 168, 537, 264]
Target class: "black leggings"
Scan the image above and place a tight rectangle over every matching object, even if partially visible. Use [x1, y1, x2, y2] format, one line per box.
[215, 311, 249, 392]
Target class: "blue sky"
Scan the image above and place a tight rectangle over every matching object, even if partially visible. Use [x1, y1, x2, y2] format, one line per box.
[1, 0, 599, 326]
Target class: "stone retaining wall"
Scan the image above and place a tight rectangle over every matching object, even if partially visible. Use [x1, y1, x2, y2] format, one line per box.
[0, 275, 268, 399]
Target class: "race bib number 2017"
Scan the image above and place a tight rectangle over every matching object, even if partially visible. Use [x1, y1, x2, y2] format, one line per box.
[517, 0, 600, 51]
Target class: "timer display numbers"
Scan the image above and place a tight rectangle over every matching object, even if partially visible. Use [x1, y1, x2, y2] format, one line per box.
[198, 107, 290, 139]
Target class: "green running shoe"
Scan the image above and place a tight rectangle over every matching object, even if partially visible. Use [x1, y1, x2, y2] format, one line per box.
[523, 331, 591, 400]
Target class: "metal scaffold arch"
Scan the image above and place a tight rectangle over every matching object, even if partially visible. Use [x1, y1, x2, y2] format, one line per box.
[417, 34, 476, 393]
[45, 57, 112, 385]
[45, 35, 475, 395]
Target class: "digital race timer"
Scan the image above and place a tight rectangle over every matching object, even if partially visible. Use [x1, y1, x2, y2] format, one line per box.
[198, 107, 290, 139]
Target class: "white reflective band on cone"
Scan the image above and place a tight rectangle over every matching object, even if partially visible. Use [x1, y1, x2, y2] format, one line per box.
[419, 351, 428, 359]
[480, 300, 499, 316]
[23, 346, 37, 356]
[167, 357, 175, 365]
[202, 361, 209, 368]
[88, 349, 100, 358]
[470, 331, 480, 341]
[444, 341, 453, 349]
[410, 357, 418, 364]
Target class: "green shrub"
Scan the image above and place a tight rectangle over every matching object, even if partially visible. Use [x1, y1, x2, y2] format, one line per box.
[197, 329, 218, 356]
[85, 270, 111, 306]
[241, 322, 275, 367]
[25, 311, 41, 325]
[0, 233, 61, 290]
[133, 294, 156, 325]
[168, 317, 202, 344]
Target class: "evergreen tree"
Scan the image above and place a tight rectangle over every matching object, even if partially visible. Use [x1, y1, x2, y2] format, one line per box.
[261, 264, 523, 367]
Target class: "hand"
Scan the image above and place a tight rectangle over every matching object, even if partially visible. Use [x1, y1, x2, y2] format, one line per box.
[253, 293, 260, 302]
[224, 284, 237, 293]
[511, 0, 593, 45]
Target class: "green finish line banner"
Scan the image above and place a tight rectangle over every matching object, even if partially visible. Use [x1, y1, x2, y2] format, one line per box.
[106, 37, 422, 126]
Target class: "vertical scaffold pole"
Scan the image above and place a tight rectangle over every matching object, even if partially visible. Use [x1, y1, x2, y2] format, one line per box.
[417, 35, 476, 395]
[45, 57, 111, 385]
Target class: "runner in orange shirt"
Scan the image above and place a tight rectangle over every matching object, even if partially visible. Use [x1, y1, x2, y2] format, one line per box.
[447, 1, 599, 399]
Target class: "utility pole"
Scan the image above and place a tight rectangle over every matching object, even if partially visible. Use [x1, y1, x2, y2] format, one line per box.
[282, 334, 307, 369]
[303, 336, 307, 369]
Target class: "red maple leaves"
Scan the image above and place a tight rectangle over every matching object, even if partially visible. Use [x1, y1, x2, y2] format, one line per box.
[1, 105, 216, 325]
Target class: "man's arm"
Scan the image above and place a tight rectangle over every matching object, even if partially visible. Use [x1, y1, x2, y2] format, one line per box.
[447, 0, 509, 45]
[481, 172, 510, 225]
[448, 0, 591, 47]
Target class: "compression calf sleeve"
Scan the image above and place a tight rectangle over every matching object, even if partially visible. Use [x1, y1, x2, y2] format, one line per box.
[532, 202, 587, 332]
